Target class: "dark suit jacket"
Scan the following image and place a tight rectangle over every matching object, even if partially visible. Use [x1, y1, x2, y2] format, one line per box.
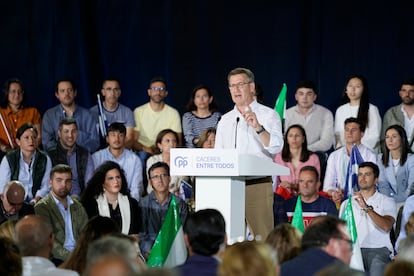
[0, 199, 34, 225]
[34, 193, 88, 261]
[177, 255, 219, 276]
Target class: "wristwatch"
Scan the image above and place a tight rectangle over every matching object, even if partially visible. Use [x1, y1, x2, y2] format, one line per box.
[363, 205, 374, 213]
[256, 125, 266, 135]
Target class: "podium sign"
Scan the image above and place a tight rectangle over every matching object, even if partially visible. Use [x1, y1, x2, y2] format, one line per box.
[170, 148, 289, 240]
[170, 148, 239, 176]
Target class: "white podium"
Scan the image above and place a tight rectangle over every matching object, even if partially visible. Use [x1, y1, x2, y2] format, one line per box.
[170, 148, 289, 241]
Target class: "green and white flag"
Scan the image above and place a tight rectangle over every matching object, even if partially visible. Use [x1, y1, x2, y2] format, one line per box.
[147, 195, 187, 267]
[342, 195, 364, 271]
[291, 195, 305, 233]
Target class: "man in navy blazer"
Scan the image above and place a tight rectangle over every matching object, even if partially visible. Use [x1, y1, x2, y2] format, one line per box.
[177, 209, 226, 276]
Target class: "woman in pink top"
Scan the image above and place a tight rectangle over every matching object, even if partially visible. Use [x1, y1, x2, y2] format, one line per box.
[274, 124, 320, 198]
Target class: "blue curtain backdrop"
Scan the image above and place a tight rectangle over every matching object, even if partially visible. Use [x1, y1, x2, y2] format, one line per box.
[0, 0, 413, 117]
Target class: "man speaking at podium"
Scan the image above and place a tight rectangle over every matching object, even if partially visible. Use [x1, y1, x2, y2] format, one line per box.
[215, 67, 284, 239]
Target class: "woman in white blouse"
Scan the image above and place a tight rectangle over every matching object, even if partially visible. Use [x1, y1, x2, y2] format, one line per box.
[334, 75, 381, 152]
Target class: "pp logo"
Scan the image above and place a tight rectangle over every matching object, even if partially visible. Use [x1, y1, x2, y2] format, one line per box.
[174, 156, 188, 168]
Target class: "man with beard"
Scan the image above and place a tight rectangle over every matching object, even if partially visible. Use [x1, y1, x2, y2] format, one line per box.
[35, 164, 88, 262]
[132, 77, 182, 163]
[42, 79, 99, 153]
[382, 78, 414, 151]
[47, 118, 94, 197]
[90, 78, 136, 149]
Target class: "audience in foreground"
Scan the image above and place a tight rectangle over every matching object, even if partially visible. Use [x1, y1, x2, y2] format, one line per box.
[177, 208, 226, 276]
[14, 215, 78, 275]
[281, 216, 352, 276]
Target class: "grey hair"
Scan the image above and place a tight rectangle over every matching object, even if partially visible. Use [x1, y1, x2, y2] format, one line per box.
[227, 67, 255, 83]
[398, 234, 414, 262]
[86, 236, 139, 274]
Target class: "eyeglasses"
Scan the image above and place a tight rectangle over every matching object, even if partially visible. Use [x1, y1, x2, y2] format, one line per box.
[149, 173, 169, 180]
[150, 87, 166, 92]
[228, 81, 251, 90]
[334, 236, 353, 249]
[104, 87, 121, 92]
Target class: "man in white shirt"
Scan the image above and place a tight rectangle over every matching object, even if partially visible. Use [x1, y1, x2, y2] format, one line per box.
[339, 162, 396, 275]
[324, 117, 377, 206]
[215, 67, 283, 238]
[15, 215, 79, 275]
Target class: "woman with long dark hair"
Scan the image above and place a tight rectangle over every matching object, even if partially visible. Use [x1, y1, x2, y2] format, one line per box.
[182, 85, 221, 148]
[378, 124, 414, 208]
[80, 161, 141, 235]
[334, 75, 381, 151]
[273, 124, 320, 198]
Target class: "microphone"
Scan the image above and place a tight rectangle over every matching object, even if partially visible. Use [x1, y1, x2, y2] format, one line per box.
[234, 117, 240, 149]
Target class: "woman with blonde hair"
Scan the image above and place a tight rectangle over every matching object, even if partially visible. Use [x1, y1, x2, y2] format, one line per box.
[218, 240, 279, 276]
[265, 223, 302, 264]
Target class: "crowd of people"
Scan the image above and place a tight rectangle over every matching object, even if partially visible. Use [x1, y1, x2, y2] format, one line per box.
[0, 68, 414, 275]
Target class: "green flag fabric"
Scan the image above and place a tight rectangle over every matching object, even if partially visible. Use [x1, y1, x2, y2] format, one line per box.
[342, 194, 357, 243]
[341, 195, 364, 271]
[147, 195, 187, 267]
[291, 195, 305, 233]
[274, 83, 287, 121]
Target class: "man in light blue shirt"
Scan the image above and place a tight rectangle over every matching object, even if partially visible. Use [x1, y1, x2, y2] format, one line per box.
[92, 122, 143, 201]
[90, 78, 136, 149]
[42, 79, 99, 153]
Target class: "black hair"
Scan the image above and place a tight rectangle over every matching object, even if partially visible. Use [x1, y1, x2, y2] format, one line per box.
[184, 209, 226, 255]
[344, 117, 366, 132]
[358, 161, 379, 178]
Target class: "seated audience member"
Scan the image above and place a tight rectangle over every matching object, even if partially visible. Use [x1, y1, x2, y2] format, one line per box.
[274, 124, 320, 199]
[132, 76, 183, 161]
[281, 216, 352, 276]
[81, 161, 141, 235]
[397, 234, 414, 262]
[265, 223, 302, 264]
[0, 218, 17, 239]
[285, 80, 334, 154]
[339, 162, 396, 275]
[381, 78, 414, 152]
[282, 166, 337, 227]
[177, 208, 226, 276]
[0, 123, 52, 204]
[196, 127, 216, 148]
[0, 180, 34, 224]
[84, 235, 142, 276]
[93, 122, 143, 201]
[323, 117, 377, 206]
[378, 124, 414, 209]
[334, 75, 381, 152]
[146, 129, 191, 195]
[42, 79, 99, 153]
[285, 80, 334, 181]
[14, 215, 78, 275]
[384, 260, 414, 276]
[395, 194, 414, 251]
[0, 78, 42, 156]
[35, 164, 88, 262]
[182, 85, 221, 148]
[61, 216, 121, 274]
[218, 240, 279, 276]
[90, 78, 136, 149]
[315, 263, 365, 276]
[47, 118, 94, 197]
[0, 237, 22, 276]
[139, 162, 188, 258]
